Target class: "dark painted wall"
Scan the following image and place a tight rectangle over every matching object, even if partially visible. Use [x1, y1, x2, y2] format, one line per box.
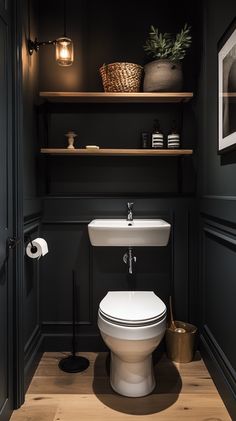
[37, 0, 199, 195]
[22, 0, 41, 218]
[38, 0, 199, 200]
[198, 0, 236, 417]
[38, 0, 199, 93]
[21, 0, 42, 386]
[36, 0, 201, 350]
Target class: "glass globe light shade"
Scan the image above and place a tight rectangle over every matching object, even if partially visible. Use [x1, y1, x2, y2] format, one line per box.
[55, 37, 74, 66]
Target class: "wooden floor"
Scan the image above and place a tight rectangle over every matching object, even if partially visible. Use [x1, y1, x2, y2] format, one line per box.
[11, 352, 231, 421]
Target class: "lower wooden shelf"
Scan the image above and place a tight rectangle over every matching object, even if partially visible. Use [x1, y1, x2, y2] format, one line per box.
[39, 91, 193, 103]
[40, 148, 193, 156]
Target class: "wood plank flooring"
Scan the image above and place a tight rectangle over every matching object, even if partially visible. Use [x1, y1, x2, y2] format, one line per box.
[10, 352, 231, 421]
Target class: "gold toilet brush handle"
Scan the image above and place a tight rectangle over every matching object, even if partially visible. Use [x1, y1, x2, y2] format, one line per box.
[169, 295, 186, 333]
[169, 296, 177, 330]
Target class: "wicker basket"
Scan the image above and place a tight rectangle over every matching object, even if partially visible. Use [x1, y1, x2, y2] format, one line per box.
[99, 62, 143, 92]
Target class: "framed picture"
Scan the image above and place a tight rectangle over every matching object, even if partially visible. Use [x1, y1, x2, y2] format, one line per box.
[218, 18, 236, 153]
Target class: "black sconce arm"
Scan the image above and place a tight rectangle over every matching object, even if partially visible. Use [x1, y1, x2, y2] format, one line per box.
[28, 37, 57, 55]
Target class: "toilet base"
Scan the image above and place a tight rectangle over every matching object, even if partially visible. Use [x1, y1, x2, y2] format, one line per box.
[110, 352, 156, 397]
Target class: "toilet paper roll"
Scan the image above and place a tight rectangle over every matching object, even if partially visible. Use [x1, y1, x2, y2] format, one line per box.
[26, 238, 48, 259]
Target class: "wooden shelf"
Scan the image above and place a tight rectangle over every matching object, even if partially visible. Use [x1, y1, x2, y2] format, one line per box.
[40, 148, 193, 156]
[222, 92, 236, 97]
[39, 91, 193, 103]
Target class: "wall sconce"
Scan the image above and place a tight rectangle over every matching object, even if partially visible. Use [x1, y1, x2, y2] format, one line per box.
[28, 37, 74, 66]
[28, 0, 74, 67]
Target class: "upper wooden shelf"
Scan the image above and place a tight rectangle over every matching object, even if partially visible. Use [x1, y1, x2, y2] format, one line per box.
[39, 92, 193, 103]
[40, 148, 193, 156]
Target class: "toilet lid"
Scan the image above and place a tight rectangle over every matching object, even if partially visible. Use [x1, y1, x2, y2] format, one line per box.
[99, 291, 166, 325]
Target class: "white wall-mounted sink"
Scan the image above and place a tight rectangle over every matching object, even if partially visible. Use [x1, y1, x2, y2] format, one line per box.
[88, 219, 171, 247]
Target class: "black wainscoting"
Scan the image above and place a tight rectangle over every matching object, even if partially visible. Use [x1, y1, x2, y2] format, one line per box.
[198, 0, 236, 417]
[199, 198, 236, 418]
[23, 216, 43, 391]
[41, 197, 197, 351]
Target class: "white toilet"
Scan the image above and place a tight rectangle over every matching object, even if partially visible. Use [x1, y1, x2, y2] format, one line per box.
[98, 291, 166, 397]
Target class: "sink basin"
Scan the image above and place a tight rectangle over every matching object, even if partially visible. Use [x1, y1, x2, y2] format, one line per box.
[88, 219, 171, 247]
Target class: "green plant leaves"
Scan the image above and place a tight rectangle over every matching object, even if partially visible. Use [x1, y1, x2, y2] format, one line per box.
[143, 23, 192, 62]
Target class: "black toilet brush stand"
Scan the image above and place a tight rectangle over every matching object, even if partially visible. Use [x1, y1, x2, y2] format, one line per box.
[58, 271, 89, 373]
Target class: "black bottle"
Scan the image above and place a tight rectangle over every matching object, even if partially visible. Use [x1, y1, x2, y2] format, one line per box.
[141, 132, 150, 148]
[152, 119, 164, 149]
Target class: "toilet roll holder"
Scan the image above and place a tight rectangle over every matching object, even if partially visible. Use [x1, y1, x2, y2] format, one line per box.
[26, 234, 38, 254]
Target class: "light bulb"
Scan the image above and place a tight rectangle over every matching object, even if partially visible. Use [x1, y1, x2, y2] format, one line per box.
[56, 37, 74, 66]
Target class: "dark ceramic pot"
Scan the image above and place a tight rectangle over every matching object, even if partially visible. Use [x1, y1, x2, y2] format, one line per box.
[143, 59, 183, 92]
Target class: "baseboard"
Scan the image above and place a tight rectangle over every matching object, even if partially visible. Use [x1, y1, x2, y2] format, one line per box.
[24, 326, 43, 392]
[42, 333, 106, 352]
[200, 330, 236, 420]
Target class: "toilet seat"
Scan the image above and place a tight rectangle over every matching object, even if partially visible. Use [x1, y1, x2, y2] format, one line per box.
[98, 310, 166, 327]
[99, 291, 166, 327]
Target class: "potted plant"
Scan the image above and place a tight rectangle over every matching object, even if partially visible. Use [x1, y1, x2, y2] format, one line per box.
[143, 24, 192, 92]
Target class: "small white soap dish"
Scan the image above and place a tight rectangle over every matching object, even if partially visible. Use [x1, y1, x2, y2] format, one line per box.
[86, 145, 100, 149]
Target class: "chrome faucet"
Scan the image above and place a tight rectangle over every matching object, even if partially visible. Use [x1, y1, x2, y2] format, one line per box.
[127, 202, 134, 221]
